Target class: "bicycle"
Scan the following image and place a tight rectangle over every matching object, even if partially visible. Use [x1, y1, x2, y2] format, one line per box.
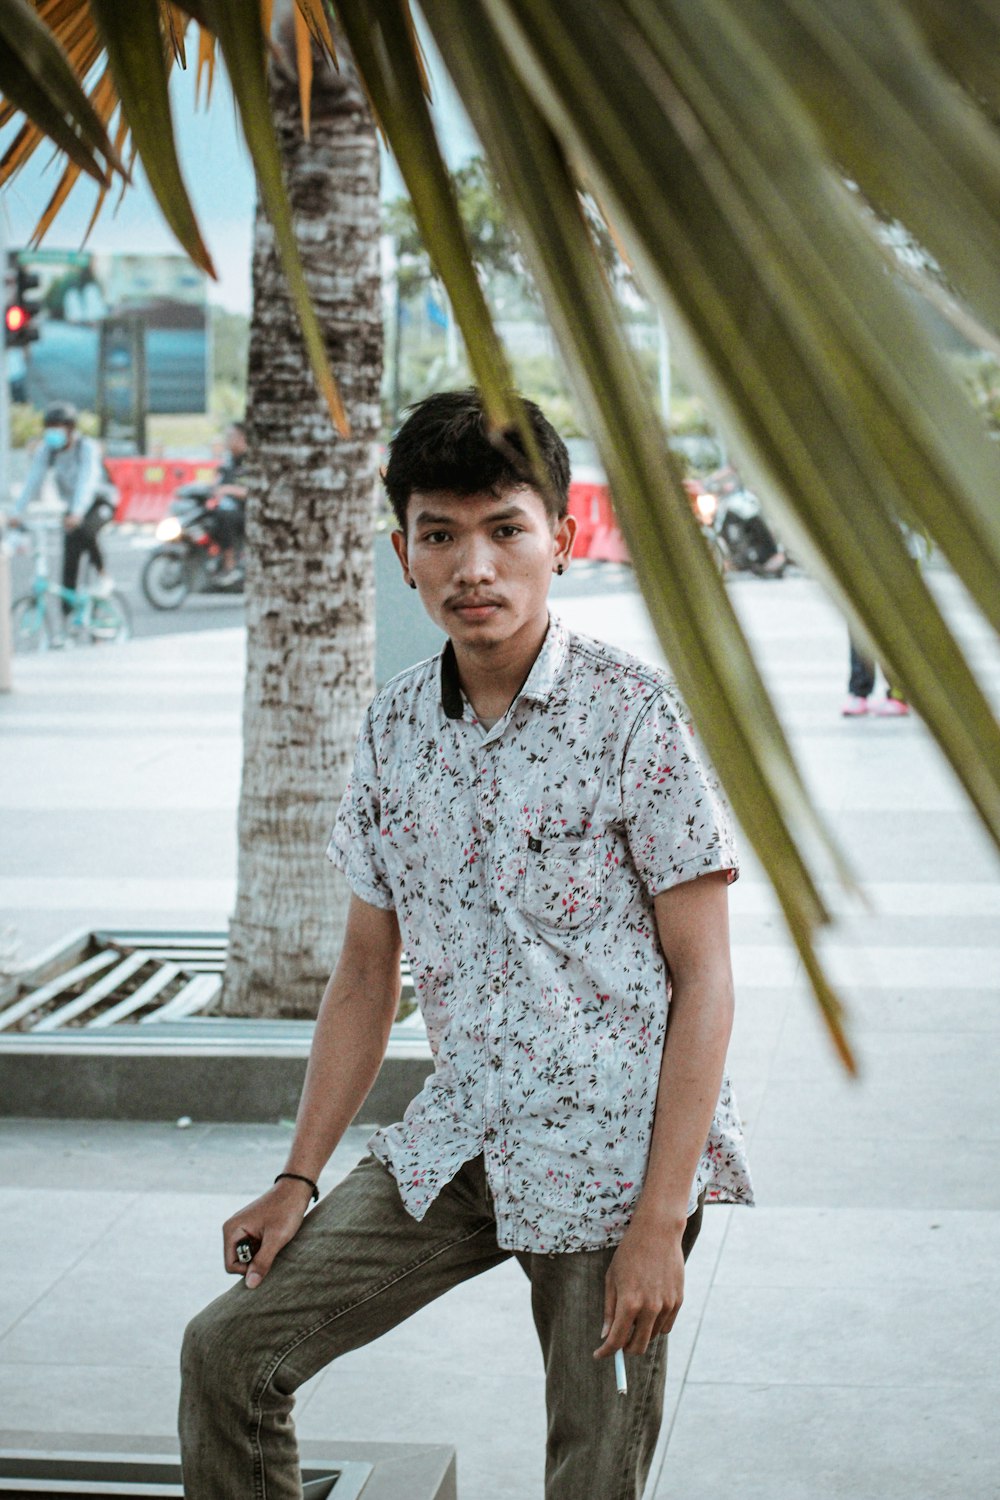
[6, 516, 132, 653]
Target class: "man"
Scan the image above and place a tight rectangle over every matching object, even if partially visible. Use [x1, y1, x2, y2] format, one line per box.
[180, 390, 752, 1500]
[9, 402, 115, 609]
[212, 420, 248, 584]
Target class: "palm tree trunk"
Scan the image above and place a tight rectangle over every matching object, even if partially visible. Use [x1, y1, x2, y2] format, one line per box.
[222, 27, 381, 1018]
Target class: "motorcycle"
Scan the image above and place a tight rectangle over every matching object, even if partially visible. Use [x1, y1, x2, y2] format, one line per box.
[693, 467, 788, 577]
[684, 478, 729, 574]
[141, 482, 244, 610]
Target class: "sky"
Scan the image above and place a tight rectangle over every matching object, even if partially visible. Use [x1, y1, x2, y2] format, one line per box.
[0, 22, 479, 314]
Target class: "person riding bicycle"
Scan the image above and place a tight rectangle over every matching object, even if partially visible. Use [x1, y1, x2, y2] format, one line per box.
[212, 421, 248, 585]
[6, 402, 116, 611]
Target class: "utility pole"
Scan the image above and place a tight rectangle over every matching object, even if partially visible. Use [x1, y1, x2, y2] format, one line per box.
[657, 310, 671, 427]
[0, 214, 10, 508]
[0, 215, 12, 692]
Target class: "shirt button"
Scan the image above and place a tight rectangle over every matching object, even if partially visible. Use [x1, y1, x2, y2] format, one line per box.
[483, 818, 495, 834]
[492, 975, 502, 994]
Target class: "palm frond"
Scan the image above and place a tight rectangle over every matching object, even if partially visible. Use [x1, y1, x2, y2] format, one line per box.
[0, 0, 350, 430]
[0, 0, 120, 184]
[196, 0, 348, 431]
[89, 0, 215, 275]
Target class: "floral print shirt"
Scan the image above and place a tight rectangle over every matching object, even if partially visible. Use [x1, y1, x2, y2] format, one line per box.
[327, 616, 753, 1253]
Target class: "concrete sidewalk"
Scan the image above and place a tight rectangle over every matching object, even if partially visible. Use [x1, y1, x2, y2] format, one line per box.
[2, 571, 1000, 1498]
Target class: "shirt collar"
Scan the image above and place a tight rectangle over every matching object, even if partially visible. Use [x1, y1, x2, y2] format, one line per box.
[439, 613, 568, 721]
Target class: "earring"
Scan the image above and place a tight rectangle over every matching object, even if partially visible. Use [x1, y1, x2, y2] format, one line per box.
[556, 564, 564, 575]
[409, 580, 417, 590]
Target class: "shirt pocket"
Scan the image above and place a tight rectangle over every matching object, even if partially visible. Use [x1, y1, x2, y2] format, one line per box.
[517, 833, 604, 932]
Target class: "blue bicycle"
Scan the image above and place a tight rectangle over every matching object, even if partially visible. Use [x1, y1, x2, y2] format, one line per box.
[7, 517, 131, 652]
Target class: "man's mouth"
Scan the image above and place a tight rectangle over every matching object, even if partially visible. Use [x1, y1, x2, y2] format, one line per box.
[450, 597, 503, 617]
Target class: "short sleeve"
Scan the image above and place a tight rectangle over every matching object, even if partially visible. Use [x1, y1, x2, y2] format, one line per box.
[621, 688, 739, 895]
[326, 710, 396, 910]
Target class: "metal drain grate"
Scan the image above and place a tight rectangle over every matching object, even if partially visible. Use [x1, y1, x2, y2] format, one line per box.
[0, 928, 420, 1036]
[0, 932, 228, 1034]
[0, 1451, 372, 1497]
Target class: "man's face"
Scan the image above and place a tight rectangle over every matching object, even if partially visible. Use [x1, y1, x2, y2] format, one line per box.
[227, 426, 247, 458]
[392, 485, 575, 653]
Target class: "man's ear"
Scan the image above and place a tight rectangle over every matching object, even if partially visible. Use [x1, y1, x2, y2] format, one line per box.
[554, 512, 577, 571]
[390, 528, 411, 585]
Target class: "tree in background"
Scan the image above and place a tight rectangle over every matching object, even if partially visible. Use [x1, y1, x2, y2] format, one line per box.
[223, 12, 381, 1016]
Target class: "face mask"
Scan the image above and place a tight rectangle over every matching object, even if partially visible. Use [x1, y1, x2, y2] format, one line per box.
[43, 427, 69, 451]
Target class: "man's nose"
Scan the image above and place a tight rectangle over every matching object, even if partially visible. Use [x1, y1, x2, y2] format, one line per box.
[454, 536, 496, 583]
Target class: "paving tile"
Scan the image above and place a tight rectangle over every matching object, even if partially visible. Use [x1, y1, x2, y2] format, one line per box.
[753, 1030, 1000, 1141]
[654, 1381, 1000, 1500]
[0, 1362, 182, 1437]
[782, 985, 1000, 1036]
[712, 1207, 1000, 1290]
[0, 1189, 133, 1279]
[0, 1254, 224, 1368]
[687, 1281, 1000, 1387]
[825, 811, 999, 884]
[747, 1129, 1000, 1211]
[0, 1279, 56, 1342]
[2, 808, 238, 881]
[0, 1121, 372, 1195]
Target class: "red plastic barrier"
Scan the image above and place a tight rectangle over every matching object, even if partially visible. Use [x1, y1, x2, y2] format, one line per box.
[567, 471, 629, 563]
[108, 458, 634, 553]
[106, 458, 219, 524]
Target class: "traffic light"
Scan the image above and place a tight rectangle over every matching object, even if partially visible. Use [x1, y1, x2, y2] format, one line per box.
[5, 261, 41, 348]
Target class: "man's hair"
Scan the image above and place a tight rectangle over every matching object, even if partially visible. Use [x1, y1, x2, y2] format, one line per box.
[383, 388, 571, 530]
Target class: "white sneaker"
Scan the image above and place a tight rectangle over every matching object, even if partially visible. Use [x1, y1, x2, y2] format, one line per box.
[91, 575, 115, 599]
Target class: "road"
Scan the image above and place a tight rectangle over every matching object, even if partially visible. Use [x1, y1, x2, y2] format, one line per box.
[7, 524, 246, 639]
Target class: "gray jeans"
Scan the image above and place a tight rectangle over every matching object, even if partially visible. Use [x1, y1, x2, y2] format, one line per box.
[179, 1153, 703, 1500]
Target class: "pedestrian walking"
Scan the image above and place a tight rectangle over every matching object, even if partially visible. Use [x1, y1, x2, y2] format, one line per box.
[179, 389, 753, 1500]
[843, 636, 911, 717]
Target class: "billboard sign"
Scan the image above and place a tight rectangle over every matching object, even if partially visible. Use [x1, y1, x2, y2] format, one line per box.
[6, 248, 207, 417]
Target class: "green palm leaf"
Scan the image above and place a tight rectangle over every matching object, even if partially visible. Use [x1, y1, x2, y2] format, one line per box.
[196, 0, 348, 431]
[334, 0, 518, 431]
[334, 0, 553, 478]
[0, 0, 121, 184]
[89, 0, 215, 275]
[902, 0, 1000, 111]
[420, 0, 855, 1062]
[735, 0, 1000, 343]
[473, 0, 1000, 842]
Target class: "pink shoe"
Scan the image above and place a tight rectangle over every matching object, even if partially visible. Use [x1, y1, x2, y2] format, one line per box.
[873, 696, 910, 717]
[841, 695, 870, 717]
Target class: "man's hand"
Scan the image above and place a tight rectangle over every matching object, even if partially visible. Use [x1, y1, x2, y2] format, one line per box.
[222, 1175, 315, 1290]
[593, 1215, 686, 1359]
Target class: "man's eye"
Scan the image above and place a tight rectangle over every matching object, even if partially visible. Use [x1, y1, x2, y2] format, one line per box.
[423, 531, 450, 544]
[495, 525, 522, 538]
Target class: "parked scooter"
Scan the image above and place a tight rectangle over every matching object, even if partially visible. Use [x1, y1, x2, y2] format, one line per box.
[696, 467, 788, 577]
[141, 482, 244, 610]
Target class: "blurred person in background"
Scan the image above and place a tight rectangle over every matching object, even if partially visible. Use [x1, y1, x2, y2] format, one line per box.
[213, 420, 248, 585]
[5, 401, 116, 611]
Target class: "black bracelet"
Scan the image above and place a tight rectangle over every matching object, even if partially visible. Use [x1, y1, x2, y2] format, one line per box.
[274, 1171, 320, 1203]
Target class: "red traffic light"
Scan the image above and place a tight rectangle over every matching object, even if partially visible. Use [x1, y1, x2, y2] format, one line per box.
[5, 304, 28, 333]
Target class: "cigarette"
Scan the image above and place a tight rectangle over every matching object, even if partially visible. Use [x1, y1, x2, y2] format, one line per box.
[614, 1349, 627, 1397]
